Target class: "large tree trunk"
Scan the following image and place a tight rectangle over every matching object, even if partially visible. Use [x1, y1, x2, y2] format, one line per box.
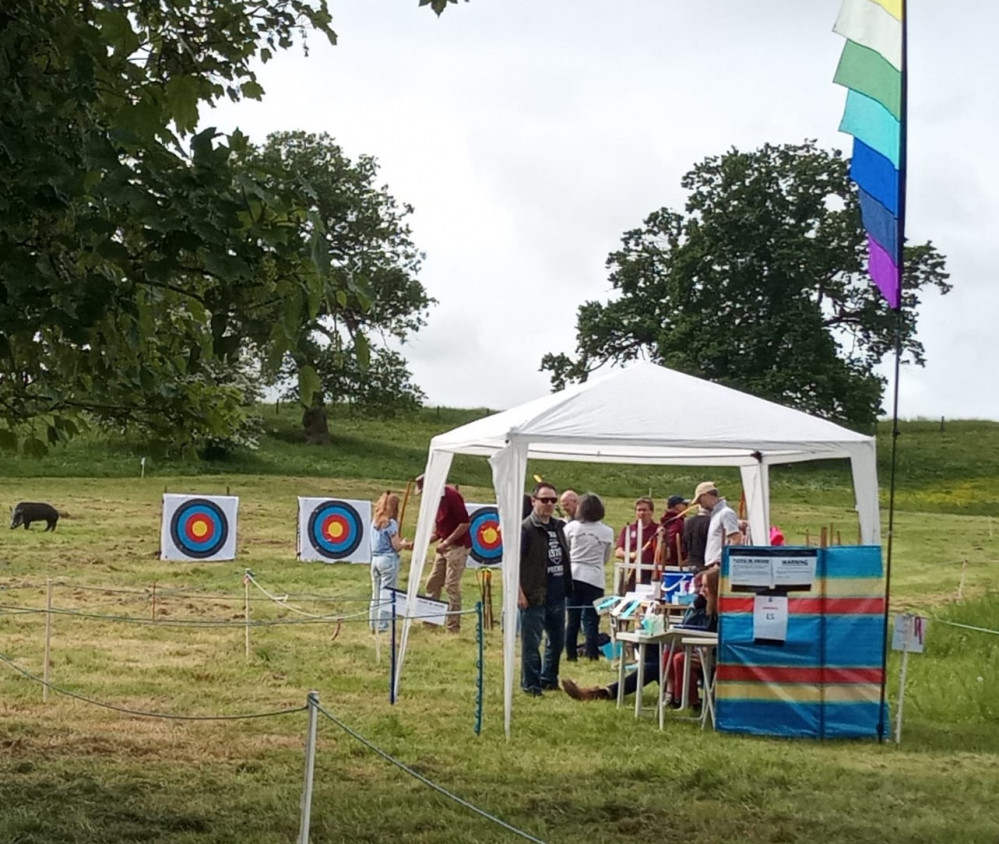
[302, 405, 331, 445]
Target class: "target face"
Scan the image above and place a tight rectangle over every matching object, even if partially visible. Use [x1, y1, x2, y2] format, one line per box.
[170, 498, 229, 559]
[307, 500, 364, 560]
[468, 505, 502, 566]
[162, 495, 237, 561]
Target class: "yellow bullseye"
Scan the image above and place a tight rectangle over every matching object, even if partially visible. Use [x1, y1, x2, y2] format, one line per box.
[482, 527, 498, 544]
[191, 519, 209, 538]
[327, 521, 345, 540]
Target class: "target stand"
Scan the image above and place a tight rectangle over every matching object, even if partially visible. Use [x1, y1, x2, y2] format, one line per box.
[465, 503, 502, 569]
[161, 494, 239, 561]
[298, 498, 372, 564]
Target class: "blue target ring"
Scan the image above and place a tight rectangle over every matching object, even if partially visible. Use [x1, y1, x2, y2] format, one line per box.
[469, 506, 502, 565]
[307, 500, 363, 560]
[170, 498, 229, 559]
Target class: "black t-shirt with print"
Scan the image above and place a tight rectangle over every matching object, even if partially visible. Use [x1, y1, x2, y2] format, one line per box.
[544, 523, 566, 604]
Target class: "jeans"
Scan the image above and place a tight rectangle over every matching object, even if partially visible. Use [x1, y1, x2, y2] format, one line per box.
[369, 552, 400, 632]
[565, 581, 604, 660]
[608, 643, 661, 698]
[519, 599, 566, 693]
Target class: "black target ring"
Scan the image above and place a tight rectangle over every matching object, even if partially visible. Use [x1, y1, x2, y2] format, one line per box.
[307, 500, 364, 560]
[469, 506, 502, 565]
[169, 498, 229, 559]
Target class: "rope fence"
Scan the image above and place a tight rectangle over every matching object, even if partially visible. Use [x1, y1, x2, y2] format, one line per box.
[314, 698, 545, 844]
[0, 574, 487, 713]
[0, 653, 540, 843]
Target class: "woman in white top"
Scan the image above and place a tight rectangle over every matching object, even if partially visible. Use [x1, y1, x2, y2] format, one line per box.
[563, 493, 615, 661]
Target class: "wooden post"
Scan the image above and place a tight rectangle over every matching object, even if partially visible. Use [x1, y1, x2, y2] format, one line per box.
[43, 579, 53, 702]
[957, 559, 968, 602]
[820, 527, 828, 548]
[151, 581, 157, 623]
[836, 530, 842, 546]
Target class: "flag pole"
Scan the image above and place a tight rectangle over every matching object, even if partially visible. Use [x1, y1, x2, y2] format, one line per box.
[877, 0, 908, 744]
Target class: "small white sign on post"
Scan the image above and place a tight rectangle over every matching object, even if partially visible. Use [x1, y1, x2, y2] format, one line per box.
[387, 588, 449, 627]
[892, 613, 928, 744]
[891, 613, 926, 653]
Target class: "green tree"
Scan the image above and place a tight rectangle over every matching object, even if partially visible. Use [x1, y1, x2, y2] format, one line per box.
[419, 0, 469, 15]
[541, 141, 951, 429]
[0, 0, 336, 454]
[250, 132, 433, 442]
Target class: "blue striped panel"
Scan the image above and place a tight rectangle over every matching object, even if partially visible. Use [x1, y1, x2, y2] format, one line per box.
[824, 701, 890, 738]
[824, 545, 884, 578]
[825, 616, 886, 664]
[717, 699, 885, 738]
[722, 615, 883, 667]
[850, 139, 899, 216]
[840, 89, 900, 166]
[716, 699, 820, 737]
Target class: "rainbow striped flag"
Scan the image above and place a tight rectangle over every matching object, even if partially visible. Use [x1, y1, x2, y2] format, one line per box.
[833, 0, 905, 309]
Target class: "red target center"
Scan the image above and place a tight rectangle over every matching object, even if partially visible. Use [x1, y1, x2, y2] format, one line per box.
[321, 514, 349, 541]
[185, 516, 213, 541]
[476, 522, 501, 550]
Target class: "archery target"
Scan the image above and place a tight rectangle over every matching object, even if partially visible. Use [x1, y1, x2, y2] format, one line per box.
[161, 494, 238, 561]
[466, 503, 503, 568]
[298, 498, 371, 564]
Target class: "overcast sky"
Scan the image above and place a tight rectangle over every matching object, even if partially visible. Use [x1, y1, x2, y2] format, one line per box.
[208, 0, 998, 421]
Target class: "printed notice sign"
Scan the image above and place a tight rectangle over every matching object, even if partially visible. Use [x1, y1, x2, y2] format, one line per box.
[729, 548, 818, 591]
[772, 555, 817, 590]
[730, 556, 774, 588]
[891, 614, 927, 653]
[753, 594, 789, 643]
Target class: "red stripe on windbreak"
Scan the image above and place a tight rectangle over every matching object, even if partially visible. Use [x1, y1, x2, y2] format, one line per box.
[719, 597, 884, 614]
[716, 665, 883, 684]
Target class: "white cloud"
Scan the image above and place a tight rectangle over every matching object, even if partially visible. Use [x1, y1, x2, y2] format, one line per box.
[208, 0, 999, 418]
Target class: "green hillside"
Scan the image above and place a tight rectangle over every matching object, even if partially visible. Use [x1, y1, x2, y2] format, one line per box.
[4, 407, 998, 516]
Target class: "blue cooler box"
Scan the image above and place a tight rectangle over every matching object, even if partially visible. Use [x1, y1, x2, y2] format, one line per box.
[662, 569, 695, 604]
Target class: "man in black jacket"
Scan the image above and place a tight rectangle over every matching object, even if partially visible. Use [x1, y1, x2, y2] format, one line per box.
[519, 482, 574, 696]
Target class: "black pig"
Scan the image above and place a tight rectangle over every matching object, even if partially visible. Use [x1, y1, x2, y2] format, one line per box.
[10, 502, 59, 531]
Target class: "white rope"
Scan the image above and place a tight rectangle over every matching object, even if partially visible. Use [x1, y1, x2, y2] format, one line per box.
[245, 572, 342, 620]
[931, 619, 999, 637]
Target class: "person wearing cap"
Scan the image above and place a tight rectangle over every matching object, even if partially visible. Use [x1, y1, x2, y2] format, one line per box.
[416, 474, 471, 632]
[691, 481, 742, 568]
[658, 494, 688, 567]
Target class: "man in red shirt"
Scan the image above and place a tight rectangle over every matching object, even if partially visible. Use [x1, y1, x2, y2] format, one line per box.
[417, 474, 471, 632]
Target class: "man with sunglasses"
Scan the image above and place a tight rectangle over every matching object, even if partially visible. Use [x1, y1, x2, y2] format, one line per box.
[519, 482, 574, 696]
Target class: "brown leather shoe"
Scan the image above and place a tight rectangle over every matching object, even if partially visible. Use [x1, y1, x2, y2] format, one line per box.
[562, 678, 610, 701]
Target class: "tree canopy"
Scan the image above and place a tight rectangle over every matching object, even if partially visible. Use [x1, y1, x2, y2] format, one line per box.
[250, 132, 433, 438]
[541, 142, 950, 429]
[0, 1, 433, 455]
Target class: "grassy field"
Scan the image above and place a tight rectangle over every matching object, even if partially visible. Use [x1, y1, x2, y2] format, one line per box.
[1, 412, 998, 843]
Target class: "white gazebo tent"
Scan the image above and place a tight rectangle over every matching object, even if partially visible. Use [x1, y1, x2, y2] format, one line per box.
[396, 362, 880, 737]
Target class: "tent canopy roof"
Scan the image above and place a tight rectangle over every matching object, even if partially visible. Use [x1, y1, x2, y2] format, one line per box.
[431, 362, 873, 465]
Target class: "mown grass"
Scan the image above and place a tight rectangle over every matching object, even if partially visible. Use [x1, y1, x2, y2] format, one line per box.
[0, 413, 998, 843]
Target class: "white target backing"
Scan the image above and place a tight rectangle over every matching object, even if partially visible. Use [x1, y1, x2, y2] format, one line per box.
[161, 494, 238, 561]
